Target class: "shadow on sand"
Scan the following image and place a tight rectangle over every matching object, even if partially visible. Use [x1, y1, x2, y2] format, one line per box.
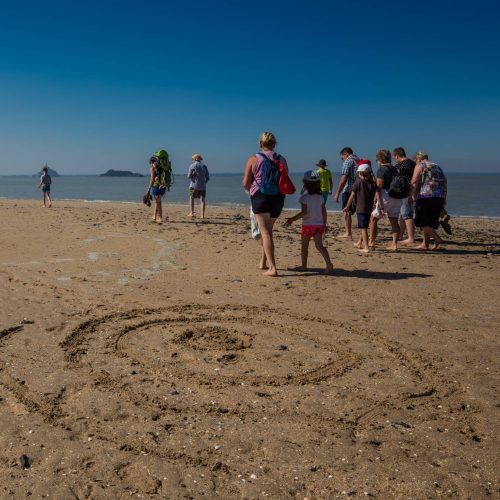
[282, 268, 431, 280]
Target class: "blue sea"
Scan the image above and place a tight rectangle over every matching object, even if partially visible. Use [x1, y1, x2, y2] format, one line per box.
[1, 173, 499, 218]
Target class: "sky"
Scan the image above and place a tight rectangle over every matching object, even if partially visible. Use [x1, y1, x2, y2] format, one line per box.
[0, 0, 499, 175]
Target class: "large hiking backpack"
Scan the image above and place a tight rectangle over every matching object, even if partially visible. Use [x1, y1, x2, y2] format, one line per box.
[153, 149, 173, 189]
[256, 152, 281, 196]
[388, 166, 410, 198]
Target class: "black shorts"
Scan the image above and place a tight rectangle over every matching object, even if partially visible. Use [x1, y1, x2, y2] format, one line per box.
[342, 192, 355, 214]
[251, 191, 285, 219]
[415, 197, 444, 230]
[356, 212, 370, 229]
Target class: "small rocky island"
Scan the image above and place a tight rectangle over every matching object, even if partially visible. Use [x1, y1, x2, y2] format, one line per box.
[100, 169, 144, 177]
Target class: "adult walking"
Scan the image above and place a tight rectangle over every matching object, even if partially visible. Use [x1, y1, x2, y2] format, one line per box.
[370, 149, 402, 251]
[187, 153, 210, 219]
[392, 147, 416, 244]
[334, 147, 358, 239]
[242, 131, 288, 277]
[412, 152, 447, 250]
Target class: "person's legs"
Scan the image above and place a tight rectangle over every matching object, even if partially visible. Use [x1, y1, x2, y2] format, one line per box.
[401, 218, 415, 244]
[359, 228, 369, 253]
[339, 192, 353, 239]
[301, 236, 310, 269]
[188, 195, 195, 217]
[313, 233, 333, 273]
[46, 191, 52, 208]
[387, 217, 400, 251]
[427, 227, 444, 249]
[369, 216, 378, 247]
[416, 228, 431, 249]
[255, 213, 278, 276]
[200, 193, 206, 219]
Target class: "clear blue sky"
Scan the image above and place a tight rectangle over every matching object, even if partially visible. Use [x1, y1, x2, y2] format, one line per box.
[1, 0, 499, 174]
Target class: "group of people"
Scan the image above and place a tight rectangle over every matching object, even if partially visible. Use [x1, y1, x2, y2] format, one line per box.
[243, 132, 449, 277]
[145, 151, 210, 224]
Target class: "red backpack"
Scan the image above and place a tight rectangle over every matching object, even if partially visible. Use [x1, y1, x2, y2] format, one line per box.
[276, 156, 296, 195]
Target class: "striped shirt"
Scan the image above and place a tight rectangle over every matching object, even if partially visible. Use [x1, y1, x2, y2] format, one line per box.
[341, 155, 358, 193]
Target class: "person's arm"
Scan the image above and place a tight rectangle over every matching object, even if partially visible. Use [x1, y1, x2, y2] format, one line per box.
[146, 166, 154, 193]
[328, 172, 333, 194]
[342, 191, 356, 212]
[411, 164, 422, 198]
[335, 175, 348, 202]
[285, 203, 307, 226]
[375, 188, 384, 211]
[408, 162, 418, 203]
[242, 156, 255, 191]
[205, 166, 210, 183]
[36, 178, 42, 189]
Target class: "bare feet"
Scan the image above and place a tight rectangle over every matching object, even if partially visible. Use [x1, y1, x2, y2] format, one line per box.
[188, 212, 195, 218]
[263, 269, 278, 277]
[258, 258, 268, 270]
[415, 243, 429, 250]
[399, 238, 415, 246]
[323, 264, 334, 274]
[386, 244, 398, 252]
[353, 241, 362, 249]
[430, 240, 443, 250]
[358, 247, 370, 253]
[337, 233, 352, 240]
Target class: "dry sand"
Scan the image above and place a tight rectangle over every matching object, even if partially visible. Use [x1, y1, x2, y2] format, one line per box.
[0, 199, 498, 499]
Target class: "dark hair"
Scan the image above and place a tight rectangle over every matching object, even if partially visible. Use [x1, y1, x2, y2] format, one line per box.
[392, 147, 406, 158]
[42, 167, 48, 172]
[303, 179, 321, 195]
[376, 149, 391, 163]
[149, 156, 159, 164]
[340, 147, 353, 155]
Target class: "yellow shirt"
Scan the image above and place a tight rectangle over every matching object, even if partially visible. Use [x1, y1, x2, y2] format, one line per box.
[316, 167, 332, 192]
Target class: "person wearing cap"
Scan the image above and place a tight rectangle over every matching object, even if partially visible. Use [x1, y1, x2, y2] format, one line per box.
[187, 153, 210, 219]
[315, 159, 333, 204]
[334, 147, 359, 239]
[285, 170, 333, 273]
[343, 161, 381, 253]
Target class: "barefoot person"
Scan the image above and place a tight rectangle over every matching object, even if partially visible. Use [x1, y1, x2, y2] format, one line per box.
[285, 170, 333, 274]
[187, 154, 210, 219]
[344, 162, 381, 253]
[242, 131, 288, 277]
[37, 166, 52, 208]
[146, 156, 166, 224]
[392, 147, 416, 244]
[370, 149, 402, 251]
[412, 152, 447, 250]
[334, 147, 358, 239]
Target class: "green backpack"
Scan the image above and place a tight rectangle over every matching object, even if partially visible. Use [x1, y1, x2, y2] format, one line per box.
[153, 149, 173, 189]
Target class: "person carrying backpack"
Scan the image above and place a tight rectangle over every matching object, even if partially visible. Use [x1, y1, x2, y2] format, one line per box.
[242, 131, 289, 277]
[145, 149, 173, 224]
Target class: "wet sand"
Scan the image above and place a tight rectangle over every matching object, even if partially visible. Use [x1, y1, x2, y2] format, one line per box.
[0, 199, 498, 498]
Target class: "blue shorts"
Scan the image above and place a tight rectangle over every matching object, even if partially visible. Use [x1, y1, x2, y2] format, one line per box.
[357, 212, 370, 229]
[400, 198, 414, 219]
[321, 191, 329, 204]
[151, 186, 166, 197]
[42, 185, 51, 193]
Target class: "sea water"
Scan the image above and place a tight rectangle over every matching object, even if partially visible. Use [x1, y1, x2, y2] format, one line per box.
[1, 173, 499, 218]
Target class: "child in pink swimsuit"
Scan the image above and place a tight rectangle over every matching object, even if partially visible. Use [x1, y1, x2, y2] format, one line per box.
[285, 171, 333, 274]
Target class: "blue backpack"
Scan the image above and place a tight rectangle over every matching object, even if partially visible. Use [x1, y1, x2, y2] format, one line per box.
[256, 153, 281, 195]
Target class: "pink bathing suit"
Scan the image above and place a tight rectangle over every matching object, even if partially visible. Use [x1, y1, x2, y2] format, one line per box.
[249, 151, 288, 196]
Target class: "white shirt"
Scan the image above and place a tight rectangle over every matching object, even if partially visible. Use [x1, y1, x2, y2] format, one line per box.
[299, 193, 324, 226]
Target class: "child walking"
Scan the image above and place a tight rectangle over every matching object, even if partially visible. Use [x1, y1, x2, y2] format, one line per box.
[344, 162, 381, 253]
[285, 170, 333, 274]
[37, 166, 52, 208]
[315, 159, 333, 204]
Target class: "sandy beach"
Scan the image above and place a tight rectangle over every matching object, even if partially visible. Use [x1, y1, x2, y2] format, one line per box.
[0, 199, 498, 498]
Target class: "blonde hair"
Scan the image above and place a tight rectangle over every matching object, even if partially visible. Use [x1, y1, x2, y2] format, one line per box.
[259, 131, 277, 149]
[192, 153, 203, 161]
[414, 151, 429, 162]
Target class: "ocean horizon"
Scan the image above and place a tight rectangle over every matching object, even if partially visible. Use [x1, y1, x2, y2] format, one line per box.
[1, 173, 499, 218]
